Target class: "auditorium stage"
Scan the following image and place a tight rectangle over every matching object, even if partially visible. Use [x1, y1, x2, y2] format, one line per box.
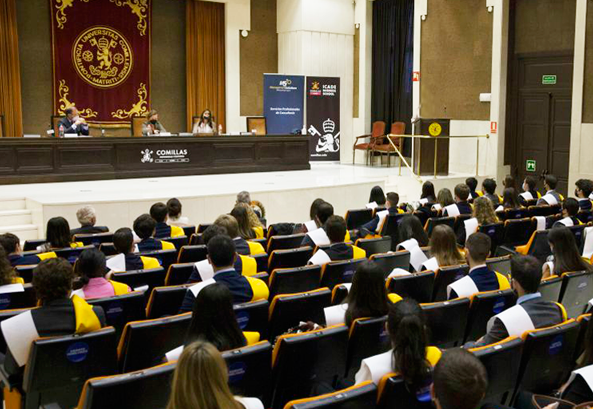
[0, 163, 481, 240]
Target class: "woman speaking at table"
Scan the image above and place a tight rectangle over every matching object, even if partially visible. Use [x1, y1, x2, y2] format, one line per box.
[193, 109, 222, 134]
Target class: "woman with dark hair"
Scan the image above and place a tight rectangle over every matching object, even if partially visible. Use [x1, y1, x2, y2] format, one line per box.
[38, 217, 83, 251]
[420, 181, 436, 203]
[543, 226, 593, 279]
[397, 215, 429, 247]
[344, 262, 390, 327]
[429, 225, 464, 267]
[0, 246, 23, 286]
[368, 186, 386, 206]
[501, 187, 522, 210]
[192, 108, 220, 134]
[436, 188, 455, 209]
[167, 284, 259, 361]
[231, 205, 256, 240]
[73, 248, 131, 299]
[355, 299, 441, 387]
[167, 198, 190, 227]
[503, 175, 517, 190]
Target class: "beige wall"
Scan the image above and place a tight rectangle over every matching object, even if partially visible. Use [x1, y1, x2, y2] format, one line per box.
[583, 3, 593, 123]
[420, 0, 492, 120]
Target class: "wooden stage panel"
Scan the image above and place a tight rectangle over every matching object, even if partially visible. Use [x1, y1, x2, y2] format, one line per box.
[0, 135, 310, 184]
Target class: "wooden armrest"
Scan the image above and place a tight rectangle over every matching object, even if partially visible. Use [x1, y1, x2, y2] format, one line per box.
[354, 134, 371, 140]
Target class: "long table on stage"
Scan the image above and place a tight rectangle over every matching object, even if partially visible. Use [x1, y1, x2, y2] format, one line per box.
[0, 135, 310, 185]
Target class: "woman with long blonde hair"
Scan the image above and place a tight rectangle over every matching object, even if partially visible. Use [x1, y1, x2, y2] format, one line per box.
[429, 225, 465, 267]
[235, 202, 264, 238]
[472, 196, 499, 225]
[167, 341, 263, 409]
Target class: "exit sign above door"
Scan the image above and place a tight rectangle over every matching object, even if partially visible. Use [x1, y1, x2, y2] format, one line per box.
[542, 75, 557, 85]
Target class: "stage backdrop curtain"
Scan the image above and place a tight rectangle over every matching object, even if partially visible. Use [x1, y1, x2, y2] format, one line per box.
[0, 0, 23, 137]
[186, 0, 226, 132]
[371, 0, 414, 156]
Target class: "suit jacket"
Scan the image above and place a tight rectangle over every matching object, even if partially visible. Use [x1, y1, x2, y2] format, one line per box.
[443, 201, 472, 217]
[449, 266, 500, 299]
[57, 117, 89, 136]
[142, 121, 166, 136]
[578, 198, 592, 211]
[519, 189, 541, 206]
[8, 253, 43, 267]
[485, 193, 501, 208]
[537, 190, 563, 205]
[361, 207, 399, 233]
[481, 296, 563, 345]
[70, 225, 109, 236]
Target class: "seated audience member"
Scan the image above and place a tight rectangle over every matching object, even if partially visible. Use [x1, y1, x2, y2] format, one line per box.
[308, 216, 366, 266]
[500, 187, 522, 210]
[503, 175, 517, 190]
[166, 341, 264, 409]
[231, 205, 256, 240]
[113, 227, 160, 271]
[0, 246, 24, 285]
[301, 198, 327, 233]
[432, 349, 487, 409]
[38, 217, 83, 252]
[251, 199, 266, 225]
[150, 202, 184, 238]
[368, 185, 386, 207]
[442, 184, 472, 217]
[543, 226, 593, 279]
[301, 201, 336, 247]
[466, 177, 481, 201]
[342, 262, 391, 327]
[236, 190, 265, 222]
[481, 178, 502, 208]
[448, 233, 509, 300]
[575, 179, 593, 211]
[473, 197, 499, 226]
[421, 181, 437, 204]
[553, 198, 584, 227]
[142, 109, 166, 136]
[436, 188, 455, 210]
[188, 225, 257, 283]
[361, 192, 404, 234]
[1, 259, 106, 377]
[166, 198, 190, 227]
[0, 233, 56, 267]
[519, 176, 541, 205]
[233, 202, 264, 239]
[214, 214, 265, 256]
[429, 225, 465, 268]
[73, 248, 131, 299]
[133, 214, 175, 252]
[167, 284, 258, 361]
[537, 174, 564, 205]
[397, 215, 429, 247]
[70, 205, 108, 236]
[179, 235, 268, 313]
[475, 255, 565, 346]
[355, 299, 441, 386]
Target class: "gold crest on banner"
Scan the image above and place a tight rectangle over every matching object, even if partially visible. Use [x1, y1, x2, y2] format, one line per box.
[111, 83, 149, 119]
[56, 79, 98, 118]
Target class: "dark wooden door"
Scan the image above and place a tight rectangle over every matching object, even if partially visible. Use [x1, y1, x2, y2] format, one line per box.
[512, 54, 573, 196]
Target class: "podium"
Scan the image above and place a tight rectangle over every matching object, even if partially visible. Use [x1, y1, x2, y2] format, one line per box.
[413, 118, 450, 176]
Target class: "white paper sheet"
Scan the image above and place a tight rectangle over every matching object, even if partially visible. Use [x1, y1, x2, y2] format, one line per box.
[541, 193, 558, 206]
[396, 238, 419, 251]
[419, 198, 429, 205]
[566, 365, 593, 395]
[432, 204, 442, 211]
[375, 210, 389, 232]
[558, 217, 574, 227]
[422, 257, 439, 272]
[488, 305, 534, 338]
[1, 310, 40, 367]
[519, 191, 534, 201]
[308, 250, 332, 266]
[106, 254, 126, 273]
[535, 216, 546, 231]
[464, 218, 479, 241]
[396, 238, 427, 272]
[447, 275, 478, 299]
[388, 268, 411, 278]
[444, 204, 460, 217]
[324, 304, 348, 326]
[194, 259, 214, 281]
[166, 345, 183, 362]
[304, 220, 318, 232]
[189, 278, 216, 297]
[583, 227, 593, 259]
[0, 284, 25, 294]
[366, 202, 378, 209]
[307, 228, 330, 246]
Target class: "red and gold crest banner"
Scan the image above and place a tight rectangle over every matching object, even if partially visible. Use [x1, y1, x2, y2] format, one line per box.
[50, 0, 151, 124]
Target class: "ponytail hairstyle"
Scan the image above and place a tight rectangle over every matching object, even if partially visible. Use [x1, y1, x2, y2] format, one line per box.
[388, 299, 430, 386]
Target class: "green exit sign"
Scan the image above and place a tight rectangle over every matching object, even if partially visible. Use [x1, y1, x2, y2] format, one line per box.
[542, 75, 557, 85]
[526, 160, 536, 172]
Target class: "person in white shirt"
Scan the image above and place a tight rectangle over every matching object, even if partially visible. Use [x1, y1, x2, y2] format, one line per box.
[166, 198, 190, 227]
[166, 340, 263, 409]
[193, 108, 221, 134]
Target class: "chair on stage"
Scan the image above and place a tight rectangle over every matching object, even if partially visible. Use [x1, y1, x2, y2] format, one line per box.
[51, 115, 61, 137]
[131, 115, 145, 137]
[371, 121, 405, 167]
[0, 115, 4, 137]
[246, 117, 267, 135]
[353, 121, 386, 165]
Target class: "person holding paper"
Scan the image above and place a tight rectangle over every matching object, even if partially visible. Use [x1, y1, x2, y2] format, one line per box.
[360, 192, 404, 235]
[428, 225, 465, 268]
[355, 299, 441, 387]
[142, 109, 167, 136]
[112, 227, 160, 271]
[519, 176, 542, 206]
[447, 233, 509, 300]
[150, 202, 185, 238]
[367, 185, 386, 208]
[442, 184, 472, 217]
[537, 174, 564, 206]
[179, 234, 268, 313]
[133, 214, 176, 252]
[415, 182, 438, 225]
[481, 179, 502, 208]
[397, 215, 429, 247]
[58, 107, 89, 136]
[0, 232, 56, 267]
[300, 202, 337, 248]
[552, 198, 584, 228]
[0, 246, 24, 286]
[1, 258, 106, 377]
[575, 179, 593, 211]
[465, 177, 482, 201]
[456, 197, 499, 245]
[472, 255, 565, 346]
[542, 227, 593, 279]
[308, 216, 366, 266]
[72, 249, 131, 299]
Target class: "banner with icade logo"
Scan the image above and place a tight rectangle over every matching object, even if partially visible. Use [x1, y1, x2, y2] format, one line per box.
[50, 0, 151, 124]
[306, 76, 340, 161]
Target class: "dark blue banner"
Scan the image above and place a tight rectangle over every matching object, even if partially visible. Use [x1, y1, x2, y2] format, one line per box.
[263, 74, 305, 135]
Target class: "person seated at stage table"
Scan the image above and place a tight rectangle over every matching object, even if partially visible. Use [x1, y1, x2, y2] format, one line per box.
[473, 255, 565, 346]
[519, 175, 541, 205]
[213, 214, 265, 256]
[542, 226, 593, 279]
[361, 192, 404, 235]
[133, 214, 175, 252]
[1, 258, 106, 378]
[166, 198, 190, 227]
[142, 109, 167, 136]
[553, 198, 584, 228]
[368, 185, 386, 208]
[0, 233, 56, 267]
[113, 227, 160, 271]
[58, 107, 89, 136]
[150, 202, 185, 238]
[72, 248, 131, 299]
[192, 108, 219, 134]
[37, 217, 84, 252]
[499, 187, 522, 211]
[466, 177, 481, 201]
[537, 174, 564, 206]
[179, 234, 268, 313]
[441, 184, 472, 217]
[575, 179, 593, 211]
[481, 178, 502, 208]
[447, 232, 509, 300]
[308, 216, 366, 266]
[0, 246, 24, 286]
[70, 205, 109, 236]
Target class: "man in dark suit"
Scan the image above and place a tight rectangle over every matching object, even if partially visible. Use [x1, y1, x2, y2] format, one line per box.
[476, 255, 564, 346]
[575, 179, 593, 211]
[58, 107, 89, 136]
[482, 178, 502, 208]
[442, 184, 473, 217]
[537, 174, 564, 205]
[70, 205, 109, 236]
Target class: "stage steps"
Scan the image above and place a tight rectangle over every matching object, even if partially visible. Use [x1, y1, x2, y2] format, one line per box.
[0, 199, 40, 242]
